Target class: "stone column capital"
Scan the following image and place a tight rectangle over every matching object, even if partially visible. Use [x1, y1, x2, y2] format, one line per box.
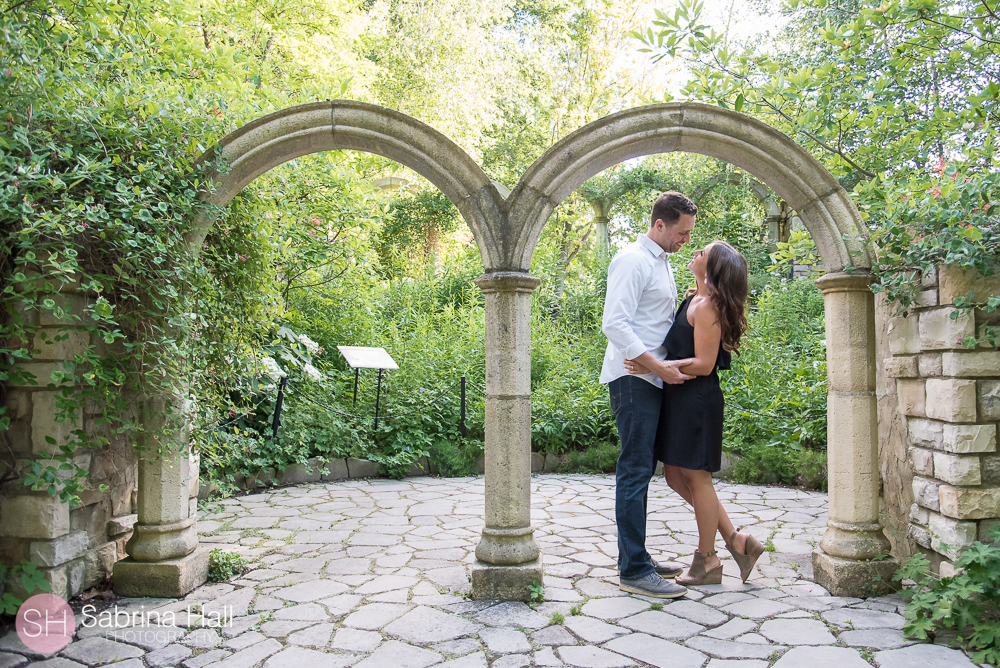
[815, 271, 875, 294]
[474, 272, 541, 294]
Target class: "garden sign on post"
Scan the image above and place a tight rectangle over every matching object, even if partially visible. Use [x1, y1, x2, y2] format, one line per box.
[337, 346, 399, 431]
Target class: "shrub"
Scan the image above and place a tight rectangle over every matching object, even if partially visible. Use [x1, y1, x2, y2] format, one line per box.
[895, 528, 1000, 666]
[208, 549, 249, 582]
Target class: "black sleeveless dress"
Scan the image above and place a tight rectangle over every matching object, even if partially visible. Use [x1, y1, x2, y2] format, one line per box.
[655, 296, 731, 472]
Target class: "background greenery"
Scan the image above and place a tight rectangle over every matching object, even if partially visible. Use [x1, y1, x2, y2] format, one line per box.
[2, 0, 996, 505]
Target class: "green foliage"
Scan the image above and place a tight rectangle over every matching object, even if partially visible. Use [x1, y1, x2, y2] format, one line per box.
[550, 611, 565, 624]
[633, 0, 999, 310]
[895, 529, 1000, 665]
[0, 560, 53, 616]
[528, 580, 545, 604]
[208, 548, 249, 582]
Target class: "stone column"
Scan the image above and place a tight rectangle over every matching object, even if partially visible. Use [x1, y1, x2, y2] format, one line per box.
[470, 271, 543, 600]
[589, 198, 612, 249]
[113, 393, 208, 597]
[812, 272, 899, 596]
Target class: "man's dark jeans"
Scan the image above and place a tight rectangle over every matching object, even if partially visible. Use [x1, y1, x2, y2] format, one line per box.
[609, 375, 661, 580]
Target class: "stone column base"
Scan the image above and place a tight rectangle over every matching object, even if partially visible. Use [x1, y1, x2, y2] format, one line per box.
[113, 546, 209, 598]
[812, 549, 900, 598]
[470, 560, 543, 601]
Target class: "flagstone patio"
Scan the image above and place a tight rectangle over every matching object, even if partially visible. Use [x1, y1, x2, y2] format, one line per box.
[0, 474, 980, 667]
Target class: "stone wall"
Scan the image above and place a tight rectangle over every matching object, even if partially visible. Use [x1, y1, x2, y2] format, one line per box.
[881, 265, 1000, 574]
[0, 277, 139, 600]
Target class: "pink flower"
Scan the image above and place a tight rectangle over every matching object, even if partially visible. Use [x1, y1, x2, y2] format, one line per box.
[238, 254, 248, 261]
[929, 187, 942, 198]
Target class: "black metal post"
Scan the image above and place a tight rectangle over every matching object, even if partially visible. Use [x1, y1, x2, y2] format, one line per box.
[272, 376, 288, 440]
[373, 368, 383, 431]
[353, 368, 360, 409]
[460, 374, 467, 438]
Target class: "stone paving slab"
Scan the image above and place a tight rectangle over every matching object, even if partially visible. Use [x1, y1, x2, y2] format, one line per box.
[3, 474, 984, 668]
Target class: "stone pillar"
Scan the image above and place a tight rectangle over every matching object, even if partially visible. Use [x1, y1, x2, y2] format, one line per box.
[590, 199, 611, 249]
[812, 272, 899, 596]
[113, 393, 207, 597]
[470, 272, 543, 600]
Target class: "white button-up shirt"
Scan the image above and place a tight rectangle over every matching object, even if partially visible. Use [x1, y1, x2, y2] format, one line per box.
[599, 234, 678, 388]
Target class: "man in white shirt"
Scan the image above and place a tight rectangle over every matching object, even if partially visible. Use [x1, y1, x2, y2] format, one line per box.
[601, 191, 697, 598]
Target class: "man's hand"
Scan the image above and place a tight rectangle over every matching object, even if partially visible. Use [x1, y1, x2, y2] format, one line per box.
[626, 353, 695, 384]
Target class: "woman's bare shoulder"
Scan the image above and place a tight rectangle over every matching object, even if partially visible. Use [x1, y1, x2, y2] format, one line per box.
[690, 295, 720, 327]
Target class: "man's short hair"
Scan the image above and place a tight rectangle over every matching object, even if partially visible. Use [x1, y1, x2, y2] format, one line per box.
[650, 191, 697, 227]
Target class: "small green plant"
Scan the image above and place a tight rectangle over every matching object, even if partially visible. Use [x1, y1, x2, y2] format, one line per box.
[570, 604, 582, 616]
[859, 648, 874, 662]
[528, 580, 544, 606]
[208, 548, 250, 582]
[895, 528, 1000, 666]
[650, 603, 663, 611]
[549, 612, 565, 624]
[0, 561, 52, 615]
[764, 538, 776, 553]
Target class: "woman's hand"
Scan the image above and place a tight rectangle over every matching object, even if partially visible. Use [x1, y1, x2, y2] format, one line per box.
[624, 358, 651, 375]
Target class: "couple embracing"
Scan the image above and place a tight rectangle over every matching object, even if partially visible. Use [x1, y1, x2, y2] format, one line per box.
[601, 191, 766, 599]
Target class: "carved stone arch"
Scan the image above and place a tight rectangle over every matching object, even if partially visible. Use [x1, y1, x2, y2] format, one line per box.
[183, 100, 507, 269]
[506, 103, 872, 273]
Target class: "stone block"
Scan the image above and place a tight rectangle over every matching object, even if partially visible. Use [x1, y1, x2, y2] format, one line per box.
[980, 381, 1000, 420]
[346, 458, 379, 478]
[406, 456, 430, 477]
[31, 329, 90, 361]
[918, 353, 942, 377]
[912, 476, 941, 511]
[39, 292, 89, 326]
[811, 550, 899, 598]
[530, 452, 544, 472]
[908, 418, 942, 449]
[113, 545, 209, 598]
[924, 378, 977, 422]
[43, 556, 86, 600]
[982, 454, 1000, 485]
[887, 314, 919, 356]
[896, 379, 925, 417]
[107, 514, 137, 538]
[939, 485, 1000, 520]
[919, 307, 975, 350]
[469, 560, 544, 601]
[543, 453, 560, 471]
[979, 518, 1000, 542]
[909, 503, 928, 526]
[938, 264, 1000, 305]
[907, 524, 931, 549]
[83, 541, 118, 589]
[928, 512, 977, 560]
[882, 357, 917, 378]
[0, 494, 70, 539]
[941, 351, 1000, 377]
[908, 447, 933, 476]
[31, 391, 80, 455]
[915, 289, 938, 307]
[320, 458, 349, 481]
[7, 361, 75, 387]
[921, 266, 938, 288]
[276, 460, 322, 485]
[938, 561, 959, 578]
[29, 530, 89, 567]
[932, 452, 981, 485]
[942, 423, 996, 454]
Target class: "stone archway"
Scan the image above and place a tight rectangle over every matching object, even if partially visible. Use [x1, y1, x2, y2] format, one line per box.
[116, 100, 894, 599]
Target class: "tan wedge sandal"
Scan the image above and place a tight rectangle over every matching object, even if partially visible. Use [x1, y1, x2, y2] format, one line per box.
[725, 529, 765, 583]
[675, 549, 723, 586]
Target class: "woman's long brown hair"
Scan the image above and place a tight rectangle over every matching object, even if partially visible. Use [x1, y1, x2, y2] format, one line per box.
[704, 240, 749, 352]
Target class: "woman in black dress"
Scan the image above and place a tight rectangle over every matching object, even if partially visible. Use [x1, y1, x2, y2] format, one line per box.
[626, 240, 765, 585]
